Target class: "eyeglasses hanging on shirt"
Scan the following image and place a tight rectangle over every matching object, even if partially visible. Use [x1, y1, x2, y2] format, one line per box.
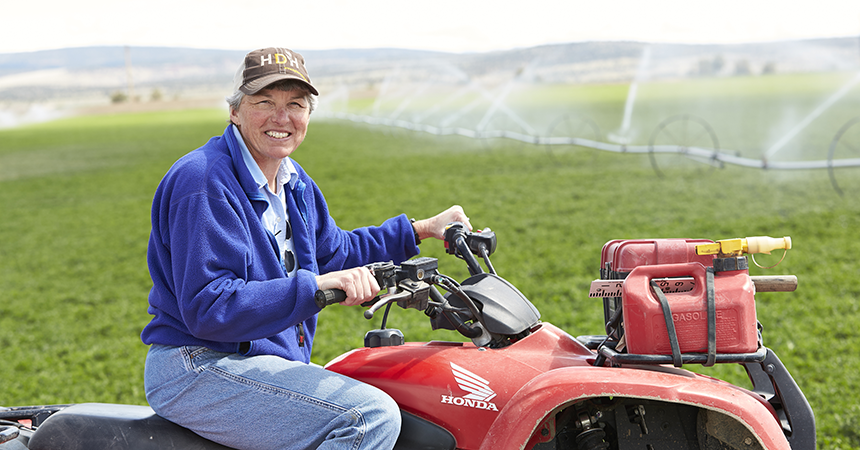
[274, 220, 297, 276]
[284, 249, 296, 273]
[274, 220, 292, 240]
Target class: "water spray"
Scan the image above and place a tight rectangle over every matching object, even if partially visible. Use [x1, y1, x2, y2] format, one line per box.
[763, 71, 860, 161]
[609, 46, 651, 145]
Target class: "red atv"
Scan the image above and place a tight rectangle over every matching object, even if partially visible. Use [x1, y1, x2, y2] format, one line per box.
[1, 224, 814, 450]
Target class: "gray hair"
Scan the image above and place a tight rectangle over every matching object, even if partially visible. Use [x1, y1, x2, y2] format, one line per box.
[226, 63, 317, 118]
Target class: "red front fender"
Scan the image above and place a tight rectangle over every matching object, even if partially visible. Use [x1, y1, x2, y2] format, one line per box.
[480, 365, 790, 450]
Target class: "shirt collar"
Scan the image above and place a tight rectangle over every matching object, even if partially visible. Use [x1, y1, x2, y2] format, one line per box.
[231, 124, 298, 192]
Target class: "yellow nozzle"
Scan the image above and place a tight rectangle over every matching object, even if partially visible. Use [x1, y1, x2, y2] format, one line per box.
[696, 236, 791, 257]
[746, 236, 791, 255]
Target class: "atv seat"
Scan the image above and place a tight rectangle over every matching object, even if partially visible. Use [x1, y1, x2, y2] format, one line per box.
[27, 403, 234, 450]
[27, 403, 455, 450]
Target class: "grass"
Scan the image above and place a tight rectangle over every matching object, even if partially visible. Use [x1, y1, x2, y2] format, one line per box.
[0, 109, 228, 404]
[1, 72, 860, 448]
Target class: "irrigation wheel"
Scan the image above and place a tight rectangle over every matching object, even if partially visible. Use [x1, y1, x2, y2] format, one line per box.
[543, 113, 602, 163]
[827, 116, 860, 196]
[647, 114, 722, 177]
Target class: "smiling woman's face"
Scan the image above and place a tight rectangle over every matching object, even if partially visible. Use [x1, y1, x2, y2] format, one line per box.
[230, 86, 311, 174]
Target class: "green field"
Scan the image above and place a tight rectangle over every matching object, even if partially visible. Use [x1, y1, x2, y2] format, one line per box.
[1, 73, 860, 448]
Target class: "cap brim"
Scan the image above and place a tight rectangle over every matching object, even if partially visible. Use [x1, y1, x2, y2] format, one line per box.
[240, 73, 319, 96]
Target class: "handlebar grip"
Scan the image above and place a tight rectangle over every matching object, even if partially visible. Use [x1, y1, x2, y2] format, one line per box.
[315, 289, 347, 309]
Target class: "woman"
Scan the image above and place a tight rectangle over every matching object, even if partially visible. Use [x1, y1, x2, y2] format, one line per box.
[141, 47, 471, 450]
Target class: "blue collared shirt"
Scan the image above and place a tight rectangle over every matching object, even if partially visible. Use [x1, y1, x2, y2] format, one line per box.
[231, 124, 299, 277]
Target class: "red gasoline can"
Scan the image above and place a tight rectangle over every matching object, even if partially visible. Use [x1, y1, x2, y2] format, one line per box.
[621, 262, 758, 356]
[602, 239, 716, 277]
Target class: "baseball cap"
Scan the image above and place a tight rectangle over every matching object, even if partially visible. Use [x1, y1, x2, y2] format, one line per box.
[234, 47, 319, 96]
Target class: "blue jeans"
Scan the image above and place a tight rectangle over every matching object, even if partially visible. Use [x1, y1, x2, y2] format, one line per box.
[144, 344, 401, 450]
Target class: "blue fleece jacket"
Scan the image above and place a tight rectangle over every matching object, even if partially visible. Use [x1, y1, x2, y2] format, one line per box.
[141, 126, 419, 363]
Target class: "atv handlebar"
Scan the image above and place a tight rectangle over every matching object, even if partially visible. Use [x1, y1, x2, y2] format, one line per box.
[313, 224, 494, 340]
[315, 223, 497, 311]
[314, 258, 440, 313]
[444, 222, 497, 276]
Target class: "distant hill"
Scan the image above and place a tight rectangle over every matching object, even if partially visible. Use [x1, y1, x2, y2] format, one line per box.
[0, 38, 857, 105]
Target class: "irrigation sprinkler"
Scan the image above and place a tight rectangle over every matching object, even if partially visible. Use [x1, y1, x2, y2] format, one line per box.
[314, 47, 860, 195]
[322, 108, 860, 187]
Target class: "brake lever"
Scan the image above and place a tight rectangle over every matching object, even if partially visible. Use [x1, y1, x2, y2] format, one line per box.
[364, 290, 411, 319]
[364, 280, 432, 319]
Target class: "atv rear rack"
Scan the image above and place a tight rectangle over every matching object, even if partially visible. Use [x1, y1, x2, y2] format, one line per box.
[602, 342, 766, 366]
[576, 335, 767, 367]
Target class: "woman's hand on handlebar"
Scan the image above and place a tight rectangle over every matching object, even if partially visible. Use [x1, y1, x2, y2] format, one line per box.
[413, 205, 472, 242]
[315, 266, 381, 306]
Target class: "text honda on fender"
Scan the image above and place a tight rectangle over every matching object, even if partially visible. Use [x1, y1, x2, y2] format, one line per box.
[441, 362, 499, 412]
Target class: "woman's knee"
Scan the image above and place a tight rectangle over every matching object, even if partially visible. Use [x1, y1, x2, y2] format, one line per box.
[357, 385, 401, 446]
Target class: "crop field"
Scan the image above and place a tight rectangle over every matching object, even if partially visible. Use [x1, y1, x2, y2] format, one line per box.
[1, 72, 860, 448]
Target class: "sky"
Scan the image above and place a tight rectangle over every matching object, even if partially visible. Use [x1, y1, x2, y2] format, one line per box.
[2, 0, 860, 54]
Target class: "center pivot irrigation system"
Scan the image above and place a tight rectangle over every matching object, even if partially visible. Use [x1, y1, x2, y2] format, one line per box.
[318, 45, 860, 196]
